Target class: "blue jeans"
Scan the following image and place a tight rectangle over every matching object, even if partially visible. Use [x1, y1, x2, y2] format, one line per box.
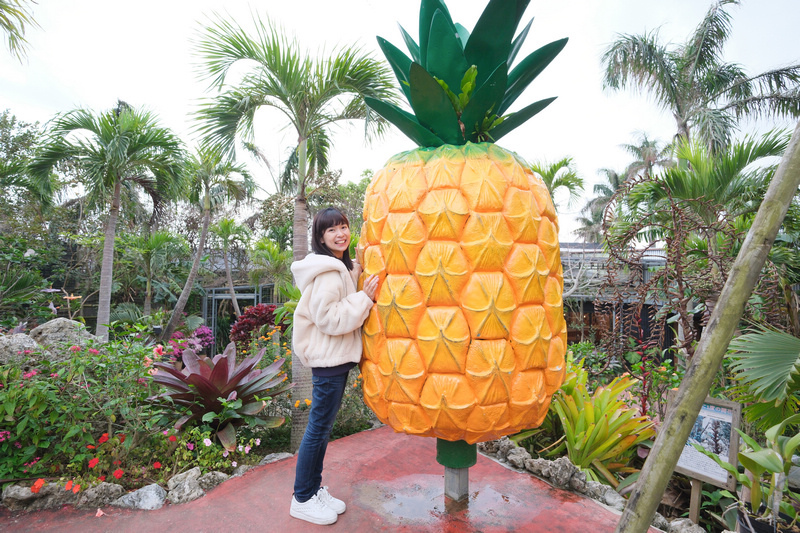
[293, 372, 348, 502]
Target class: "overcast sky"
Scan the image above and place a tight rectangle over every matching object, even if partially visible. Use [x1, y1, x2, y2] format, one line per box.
[2, 0, 798, 238]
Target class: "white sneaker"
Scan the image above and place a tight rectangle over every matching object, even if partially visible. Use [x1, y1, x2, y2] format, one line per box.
[290, 493, 338, 525]
[317, 486, 346, 514]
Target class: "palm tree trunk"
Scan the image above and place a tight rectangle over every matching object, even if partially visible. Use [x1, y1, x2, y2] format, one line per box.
[95, 179, 121, 341]
[616, 119, 800, 533]
[143, 278, 152, 316]
[162, 204, 211, 342]
[291, 136, 312, 452]
[223, 248, 241, 316]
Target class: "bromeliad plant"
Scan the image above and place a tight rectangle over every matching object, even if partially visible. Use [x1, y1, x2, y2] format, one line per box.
[149, 342, 293, 451]
[553, 361, 656, 487]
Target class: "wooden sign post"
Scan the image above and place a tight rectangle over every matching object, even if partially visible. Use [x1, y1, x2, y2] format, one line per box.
[668, 392, 741, 524]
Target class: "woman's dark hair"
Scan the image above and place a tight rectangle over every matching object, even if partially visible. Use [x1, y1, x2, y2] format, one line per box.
[311, 207, 353, 270]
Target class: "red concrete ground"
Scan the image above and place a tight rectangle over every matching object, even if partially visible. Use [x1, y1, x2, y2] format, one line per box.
[1, 426, 658, 532]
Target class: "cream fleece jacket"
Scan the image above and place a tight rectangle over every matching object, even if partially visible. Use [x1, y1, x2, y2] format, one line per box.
[291, 253, 373, 369]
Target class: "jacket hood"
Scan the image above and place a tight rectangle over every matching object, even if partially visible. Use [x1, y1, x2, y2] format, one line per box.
[291, 254, 349, 293]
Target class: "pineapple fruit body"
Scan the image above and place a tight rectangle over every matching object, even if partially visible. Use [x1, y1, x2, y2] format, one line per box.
[358, 142, 566, 444]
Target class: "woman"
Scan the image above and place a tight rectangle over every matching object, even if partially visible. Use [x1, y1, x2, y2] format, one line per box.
[289, 207, 379, 526]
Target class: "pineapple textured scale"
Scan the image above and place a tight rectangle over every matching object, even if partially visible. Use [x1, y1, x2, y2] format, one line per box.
[358, 142, 566, 444]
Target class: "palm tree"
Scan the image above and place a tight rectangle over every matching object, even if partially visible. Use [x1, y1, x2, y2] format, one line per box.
[0, 0, 38, 61]
[621, 132, 674, 179]
[161, 147, 254, 342]
[193, 15, 395, 263]
[210, 218, 250, 317]
[194, 14, 396, 450]
[575, 206, 604, 244]
[628, 131, 789, 251]
[29, 101, 184, 340]
[529, 157, 584, 211]
[249, 237, 292, 288]
[582, 167, 626, 220]
[603, 0, 800, 153]
[128, 230, 187, 316]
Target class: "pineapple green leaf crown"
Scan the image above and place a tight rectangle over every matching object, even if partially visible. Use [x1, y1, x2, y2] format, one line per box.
[365, 0, 567, 147]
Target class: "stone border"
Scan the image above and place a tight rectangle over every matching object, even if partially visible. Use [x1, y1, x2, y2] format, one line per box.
[1, 452, 294, 513]
[477, 437, 728, 533]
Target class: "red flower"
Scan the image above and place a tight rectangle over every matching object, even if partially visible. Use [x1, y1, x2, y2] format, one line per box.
[98, 433, 109, 444]
[112, 469, 124, 479]
[113, 460, 121, 465]
[72, 484, 80, 494]
[87, 445, 96, 449]
[65, 480, 73, 491]
[31, 479, 45, 494]
[98, 476, 106, 482]
[88, 458, 99, 469]
[168, 435, 177, 442]
[118, 434, 126, 444]
[153, 462, 162, 469]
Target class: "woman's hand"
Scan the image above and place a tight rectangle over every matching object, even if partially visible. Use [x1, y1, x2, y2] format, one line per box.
[351, 257, 363, 279]
[362, 274, 379, 301]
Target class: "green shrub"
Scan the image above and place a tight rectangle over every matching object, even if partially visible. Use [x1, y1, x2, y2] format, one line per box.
[0, 339, 162, 481]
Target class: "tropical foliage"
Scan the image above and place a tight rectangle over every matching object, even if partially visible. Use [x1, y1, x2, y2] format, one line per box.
[149, 342, 293, 451]
[28, 101, 184, 340]
[602, 0, 800, 153]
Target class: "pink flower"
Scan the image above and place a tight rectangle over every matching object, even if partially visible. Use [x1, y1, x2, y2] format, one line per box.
[231, 461, 237, 467]
[153, 345, 164, 357]
[186, 442, 194, 451]
[137, 378, 147, 385]
[143, 356, 153, 368]
[244, 446, 251, 454]
[255, 439, 261, 446]
[222, 450, 229, 458]
[148, 368, 158, 376]
[203, 438, 212, 447]
[70, 345, 81, 352]
[49, 373, 59, 378]
[88, 349, 99, 355]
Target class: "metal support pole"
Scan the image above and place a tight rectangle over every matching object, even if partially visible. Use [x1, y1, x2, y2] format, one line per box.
[436, 439, 477, 502]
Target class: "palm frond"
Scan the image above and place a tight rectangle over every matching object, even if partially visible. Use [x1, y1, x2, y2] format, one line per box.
[602, 30, 681, 112]
[682, 0, 738, 77]
[728, 325, 800, 404]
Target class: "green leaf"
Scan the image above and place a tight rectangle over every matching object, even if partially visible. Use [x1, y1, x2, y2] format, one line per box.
[426, 10, 470, 94]
[202, 411, 216, 423]
[364, 96, 445, 147]
[397, 25, 421, 64]
[729, 327, 800, 403]
[462, 62, 508, 141]
[500, 38, 568, 115]
[454, 23, 470, 47]
[419, 0, 451, 64]
[464, 0, 529, 88]
[490, 97, 556, 142]
[409, 62, 464, 145]
[377, 37, 413, 102]
[739, 448, 782, 475]
[509, 17, 534, 66]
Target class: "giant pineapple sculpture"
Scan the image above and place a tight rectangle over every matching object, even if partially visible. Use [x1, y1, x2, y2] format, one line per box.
[359, 0, 568, 445]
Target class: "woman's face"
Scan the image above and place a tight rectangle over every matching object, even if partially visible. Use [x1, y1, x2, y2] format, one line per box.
[321, 222, 350, 258]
